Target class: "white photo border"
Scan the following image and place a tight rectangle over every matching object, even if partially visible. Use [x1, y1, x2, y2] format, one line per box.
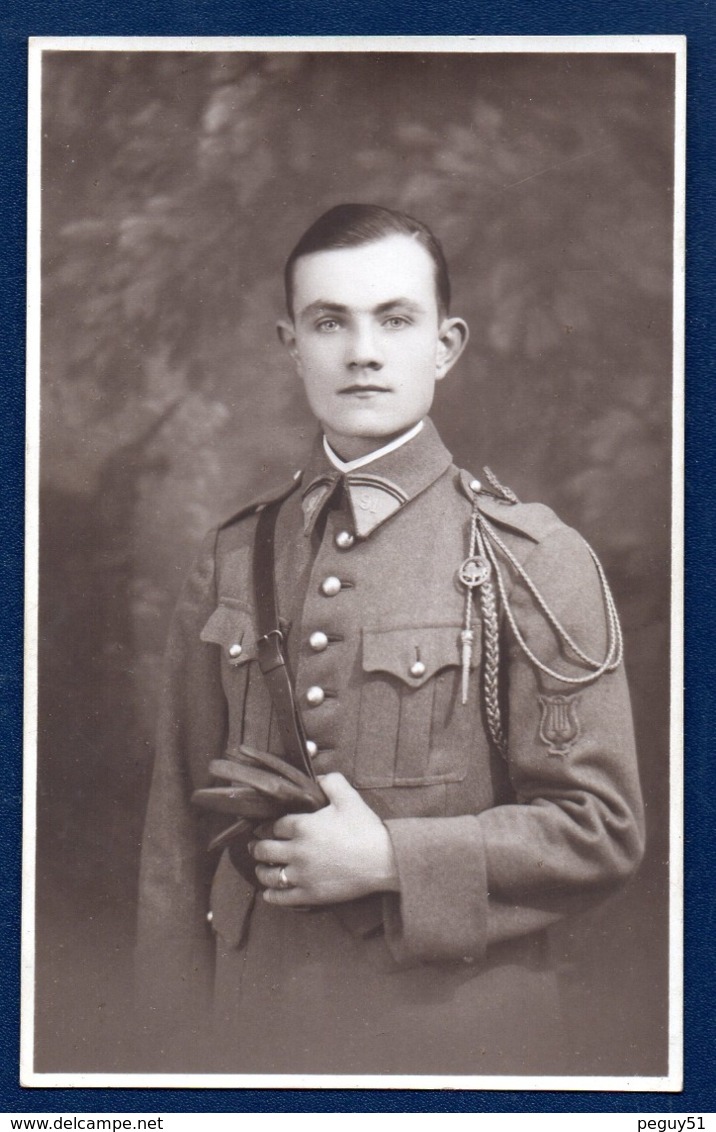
[22, 33, 686, 1092]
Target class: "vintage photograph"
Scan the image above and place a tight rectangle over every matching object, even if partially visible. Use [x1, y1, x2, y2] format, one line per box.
[23, 37, 683, 1086]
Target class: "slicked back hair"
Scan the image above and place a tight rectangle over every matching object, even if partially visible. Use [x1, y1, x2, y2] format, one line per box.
[283, 203, 451, 319]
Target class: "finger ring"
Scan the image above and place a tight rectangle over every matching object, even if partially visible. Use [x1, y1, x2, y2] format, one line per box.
[277, 866, 292, 890]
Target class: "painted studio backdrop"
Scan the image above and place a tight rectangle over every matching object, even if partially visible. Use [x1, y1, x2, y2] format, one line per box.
[36, 50, 674, 1074]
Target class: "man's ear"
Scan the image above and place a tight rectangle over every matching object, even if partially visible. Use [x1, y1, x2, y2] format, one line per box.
[435, 317, 469, 380]
[277, 320, 300, 367]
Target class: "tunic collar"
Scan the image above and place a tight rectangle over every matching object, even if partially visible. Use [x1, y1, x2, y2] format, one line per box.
[322, 419, 424, 472]
[300, 417, 453, 539]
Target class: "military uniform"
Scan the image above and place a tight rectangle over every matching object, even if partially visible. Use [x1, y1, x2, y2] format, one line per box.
[137, 418, 644, 1075]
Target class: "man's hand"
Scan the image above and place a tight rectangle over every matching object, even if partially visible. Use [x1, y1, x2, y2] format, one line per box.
[251, 772, 400, 906]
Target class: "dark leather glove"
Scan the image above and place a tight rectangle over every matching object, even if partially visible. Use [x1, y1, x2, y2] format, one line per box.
[192, 745, 327, 884]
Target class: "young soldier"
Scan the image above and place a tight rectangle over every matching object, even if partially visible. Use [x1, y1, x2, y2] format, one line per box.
[137, 204, 644, 1075]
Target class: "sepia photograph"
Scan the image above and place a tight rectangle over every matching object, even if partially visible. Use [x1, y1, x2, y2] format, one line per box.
[23, 36, 684, 1088]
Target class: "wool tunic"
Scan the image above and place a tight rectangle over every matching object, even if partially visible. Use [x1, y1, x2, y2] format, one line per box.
[136, 419, 644, 1075]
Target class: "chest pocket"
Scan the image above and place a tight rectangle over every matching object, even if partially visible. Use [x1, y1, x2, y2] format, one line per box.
[354, 623, 480, 788]
[200, 599, 257, 666]
[200, 599, 273, 752]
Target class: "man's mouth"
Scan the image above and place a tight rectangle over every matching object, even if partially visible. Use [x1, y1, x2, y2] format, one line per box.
[338, 384, 391, 397]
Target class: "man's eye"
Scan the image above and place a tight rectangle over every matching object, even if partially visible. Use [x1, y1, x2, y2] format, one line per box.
[316, 318, 340, 332]
[384, 316, 409, 329]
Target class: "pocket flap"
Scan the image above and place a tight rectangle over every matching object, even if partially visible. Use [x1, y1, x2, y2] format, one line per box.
[362, 623, 476, 688]
[200, 601, 257, 666]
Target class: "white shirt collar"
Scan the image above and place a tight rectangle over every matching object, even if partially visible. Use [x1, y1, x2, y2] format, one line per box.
[323, 419, 425, 473]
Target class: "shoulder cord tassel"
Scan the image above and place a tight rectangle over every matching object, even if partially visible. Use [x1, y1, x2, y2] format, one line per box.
[477, 513, 623, 685]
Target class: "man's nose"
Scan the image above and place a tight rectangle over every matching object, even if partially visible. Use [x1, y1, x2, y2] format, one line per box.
[346, 322, 384, 369]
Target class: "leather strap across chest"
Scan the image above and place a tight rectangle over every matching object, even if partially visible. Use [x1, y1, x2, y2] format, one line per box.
[253, 499, 315, 779]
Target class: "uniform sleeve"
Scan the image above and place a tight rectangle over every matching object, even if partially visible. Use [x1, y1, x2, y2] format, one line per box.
[135, 530, 226, 1050]
[382, 524, 645, 965]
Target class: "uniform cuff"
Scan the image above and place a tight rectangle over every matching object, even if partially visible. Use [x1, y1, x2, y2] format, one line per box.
[383, 815, 488, 963]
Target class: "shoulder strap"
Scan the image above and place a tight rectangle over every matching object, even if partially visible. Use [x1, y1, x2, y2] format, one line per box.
[253, 499, 315, 779]
[219, 473, 303, 533]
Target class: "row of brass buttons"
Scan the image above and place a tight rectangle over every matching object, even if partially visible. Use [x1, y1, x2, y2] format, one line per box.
[304, 529, 353, 755]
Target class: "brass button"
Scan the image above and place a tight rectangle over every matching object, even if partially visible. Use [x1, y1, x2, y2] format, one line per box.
[321, 576, 342, 597]
[410, 660, 426, 678]
[335, 530, 355, 550]
[206, 911, 214, 924]
[469, 478, 482, 493]
[305, 740, 318, 757]
[309, 630, 329, 652]
[306, 685, 325, 707]
[228, 643, 243, 659]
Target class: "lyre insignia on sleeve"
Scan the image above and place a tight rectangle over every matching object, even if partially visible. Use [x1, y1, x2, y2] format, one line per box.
[538, 693, 581, 756]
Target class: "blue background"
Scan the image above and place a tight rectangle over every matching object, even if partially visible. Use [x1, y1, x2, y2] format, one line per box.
[2, 0, 711, 1116]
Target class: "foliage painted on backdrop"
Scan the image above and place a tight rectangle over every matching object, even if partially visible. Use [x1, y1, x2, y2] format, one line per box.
[43, 52, 673, 602]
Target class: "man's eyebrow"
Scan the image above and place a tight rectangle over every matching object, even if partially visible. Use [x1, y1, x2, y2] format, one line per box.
[374, 298, 425, 315]
[299, 301, 350, 318]
[298, 298, 426, 318]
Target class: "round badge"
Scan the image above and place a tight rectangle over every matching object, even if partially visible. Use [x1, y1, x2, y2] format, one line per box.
[458, 555, 491, 588]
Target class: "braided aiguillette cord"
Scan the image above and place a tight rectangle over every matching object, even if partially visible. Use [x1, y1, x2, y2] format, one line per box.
[475, 522, 507, 757]
[477, 514, 623, 686]
[459, 494, 507, 757]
